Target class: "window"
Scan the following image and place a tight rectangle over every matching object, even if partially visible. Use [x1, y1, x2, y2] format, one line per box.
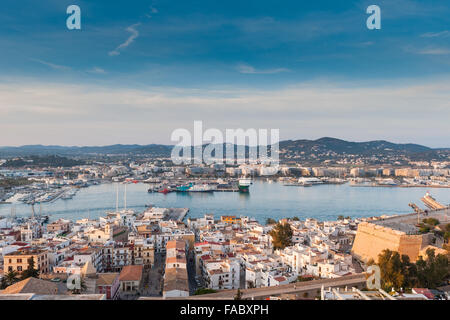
[17, 266, 22, 271]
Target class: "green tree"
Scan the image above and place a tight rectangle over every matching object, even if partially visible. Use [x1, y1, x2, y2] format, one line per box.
[337, 215, 344, 220]
[21, 257, 40, 280]
[194, 288, 217, 295]
[266, 218, 277, 225]
[269, 222, 293, 250]
[423, 218, 440, 226]
[234, 288, 242, 300]
[377, 249, 404, 291]
[416, 248, 449, 289]
[0, 277, 8, 289]
[292, 217, 300, 221]
[4, 270, 19, 286]
[400, 255, 418, 289]
[376, 248, 449, 291]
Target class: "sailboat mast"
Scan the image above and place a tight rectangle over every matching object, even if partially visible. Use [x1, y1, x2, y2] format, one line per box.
[124, 183, 127, 211]
[115, 183, 119, 212]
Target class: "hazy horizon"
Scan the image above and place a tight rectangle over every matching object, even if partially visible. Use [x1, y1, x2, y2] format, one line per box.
[1, 0, 449, 147]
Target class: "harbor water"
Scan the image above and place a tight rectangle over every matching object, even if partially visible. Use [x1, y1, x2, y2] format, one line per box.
[1, 181, 449, 224]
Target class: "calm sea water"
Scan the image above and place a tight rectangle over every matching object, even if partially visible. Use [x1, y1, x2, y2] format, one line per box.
[1, 181, 449, 224]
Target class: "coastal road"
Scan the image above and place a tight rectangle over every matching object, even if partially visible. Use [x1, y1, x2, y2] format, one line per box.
[179, 273, 366, 300]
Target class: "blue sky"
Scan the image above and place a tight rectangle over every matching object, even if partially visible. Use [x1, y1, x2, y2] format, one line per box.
[0, 0, 449, 146]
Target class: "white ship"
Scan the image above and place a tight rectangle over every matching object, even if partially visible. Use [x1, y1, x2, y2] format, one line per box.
[297, 177, 323, 185]
[238, 178, 252, 192]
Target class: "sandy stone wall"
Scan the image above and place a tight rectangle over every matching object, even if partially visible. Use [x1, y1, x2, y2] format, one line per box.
[351, 222, 424, 262]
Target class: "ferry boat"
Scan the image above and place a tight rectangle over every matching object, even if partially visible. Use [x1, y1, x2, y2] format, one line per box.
[238, 178, 252, 193]
[176, 183, 217, 192]
[297, 177, 323, 185]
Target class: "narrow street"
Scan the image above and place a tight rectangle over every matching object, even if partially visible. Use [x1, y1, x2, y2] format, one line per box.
[141, 252, 165, 297]
[186, 250, 198, 295]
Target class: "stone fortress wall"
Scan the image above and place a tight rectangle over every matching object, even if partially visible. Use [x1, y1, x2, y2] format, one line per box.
[351, 222, 425, 263]
[352, 208, 449, 263]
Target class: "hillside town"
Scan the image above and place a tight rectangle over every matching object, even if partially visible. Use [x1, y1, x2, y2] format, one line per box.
[0, 197, 449, 300]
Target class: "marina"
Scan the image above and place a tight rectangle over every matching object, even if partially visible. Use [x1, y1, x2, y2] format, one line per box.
[0, 180, 449, 224]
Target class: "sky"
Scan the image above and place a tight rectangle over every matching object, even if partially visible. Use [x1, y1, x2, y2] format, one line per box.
[0, 0, 449, 147]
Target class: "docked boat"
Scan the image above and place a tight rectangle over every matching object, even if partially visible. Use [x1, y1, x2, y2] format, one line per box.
[176, 183, 217, 192]
[297, 177, 323, 185]
[238, 178, 252, 193]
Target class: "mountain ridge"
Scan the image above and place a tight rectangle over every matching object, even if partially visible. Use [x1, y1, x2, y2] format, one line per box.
[0, 138, 448, 159]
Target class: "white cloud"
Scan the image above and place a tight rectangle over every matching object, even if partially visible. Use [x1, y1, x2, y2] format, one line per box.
[237, 64, 290, 74]
[108, 23, 141, 56]
[87, 67, 107, 74]
[0, 79, 449, 147]
[418, 48, 450, 55]
[146, 6, 159, 18]
[30, 59, 71, 71]
[420, 30, 450, 38]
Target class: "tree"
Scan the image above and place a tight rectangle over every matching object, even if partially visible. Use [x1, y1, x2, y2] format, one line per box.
[21, 257, 40, 280]
[376, 248, 449, 291]
[194, 288, 217, 295]
[377, 249, 404, 291]
[337, 215, 345, 220]
[416, 248, 449, 289]
[4, 270, 19, 286]
[292, 217, 300, 221]
[234, 288, 242, 300]
[400, 254, 418, 289]
[266, 218, 277, 225]
[423, 218, 440, 226]
[269, 222, 293, 250]
[0, 277, 8, 289]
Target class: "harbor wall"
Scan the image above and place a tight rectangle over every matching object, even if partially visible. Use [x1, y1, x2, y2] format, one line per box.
[351, 222, 424, 263]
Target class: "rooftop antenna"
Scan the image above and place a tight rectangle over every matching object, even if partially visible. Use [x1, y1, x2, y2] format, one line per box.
[10, 205, 16, 223]
[31, 202, 35, 220]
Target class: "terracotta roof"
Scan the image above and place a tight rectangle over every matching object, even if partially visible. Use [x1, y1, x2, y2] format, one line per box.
[166, 257, 186, 264]
[412, 288, 435, 300]
[119, 265, 143, 282]
[0, 278, 58, 295]
[166, 240, 185, 250]
[274, 276, 287, 282]
[163, 268, 189, 293]
[96, 273, 119, 286]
